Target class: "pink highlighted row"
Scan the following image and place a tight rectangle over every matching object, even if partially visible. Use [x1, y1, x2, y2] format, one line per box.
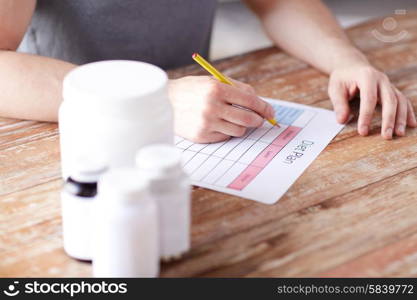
[227, 126, 301, 190]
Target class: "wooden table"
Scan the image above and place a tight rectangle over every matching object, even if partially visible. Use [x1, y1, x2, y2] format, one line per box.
[1, 12, 417, 277]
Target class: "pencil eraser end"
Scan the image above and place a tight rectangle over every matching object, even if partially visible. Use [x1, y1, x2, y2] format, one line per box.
[192, 53, 198, 59]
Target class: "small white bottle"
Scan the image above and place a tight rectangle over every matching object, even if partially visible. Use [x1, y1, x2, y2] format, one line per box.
[136, 144, 191, 261]
[93, 168, 159, 278]
[61, 157, 107, 261]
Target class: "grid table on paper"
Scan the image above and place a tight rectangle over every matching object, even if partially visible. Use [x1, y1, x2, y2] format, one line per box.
[176, 103, 316, 191]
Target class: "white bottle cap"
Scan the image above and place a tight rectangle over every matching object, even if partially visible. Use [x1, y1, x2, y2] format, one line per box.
[135, 144, 182, 175]
[98, 168, 149, 204]
[70, 155, 108, 183]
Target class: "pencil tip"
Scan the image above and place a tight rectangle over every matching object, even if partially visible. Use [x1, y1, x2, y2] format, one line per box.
[268, 119, 277, 127]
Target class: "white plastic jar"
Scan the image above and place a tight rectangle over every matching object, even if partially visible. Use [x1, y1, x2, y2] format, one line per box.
[59, 60, 173, 178]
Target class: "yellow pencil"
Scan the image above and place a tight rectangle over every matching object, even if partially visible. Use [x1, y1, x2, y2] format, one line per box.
[192, 53, 279, 127]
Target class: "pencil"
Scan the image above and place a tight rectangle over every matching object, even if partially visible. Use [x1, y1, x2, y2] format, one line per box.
[192, 53, 279, 127]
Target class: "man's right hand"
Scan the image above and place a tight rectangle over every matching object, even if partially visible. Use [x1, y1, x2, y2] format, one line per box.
[168, 76, 275, 143]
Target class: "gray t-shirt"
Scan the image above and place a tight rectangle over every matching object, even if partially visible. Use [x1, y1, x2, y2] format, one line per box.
[19, 0, 217, 69]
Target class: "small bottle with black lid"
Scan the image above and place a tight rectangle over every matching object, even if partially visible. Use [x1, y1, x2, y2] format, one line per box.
[61, 157, 107, 261]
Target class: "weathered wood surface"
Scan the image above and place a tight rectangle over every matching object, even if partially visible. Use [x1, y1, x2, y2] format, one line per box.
[1, 12, 417, 277]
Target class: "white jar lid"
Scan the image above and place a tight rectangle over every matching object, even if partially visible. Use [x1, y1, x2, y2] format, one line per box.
[98, 167, 149, 204]
[62, 60, 168, 117]
[136, 144, 182, 174]
[70, 155, 108, 183]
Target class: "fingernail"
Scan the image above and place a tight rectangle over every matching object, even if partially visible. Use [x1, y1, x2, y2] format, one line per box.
[385, 128, 393, 138]
[336, 114, 345, 124]
[359, 125, 369, 135]
[397, 125, 405, 135]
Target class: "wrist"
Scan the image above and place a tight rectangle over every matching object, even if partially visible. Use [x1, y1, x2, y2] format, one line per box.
[329, 43, 371, 72]
[167, 79, 180, 103]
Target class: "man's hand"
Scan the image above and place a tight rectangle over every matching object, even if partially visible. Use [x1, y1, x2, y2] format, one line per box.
[246, 0, 417, 140]
[168, 76, 275, 143]
[329, 64, 417, 139]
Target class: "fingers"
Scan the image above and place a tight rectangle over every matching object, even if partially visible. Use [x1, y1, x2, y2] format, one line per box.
[328, 80, 351, 124]
[393, 89, 408, 136]
[203, 132, 230, 143]
[379, 83, 397, 140]
[220, 104, 264, 128]
[357, 80, 377, 136]
[190, 131, 229, 144]
[229, 78, 256, 95]
[407, 99, 417, 128]
[219, 83, 275, 120]
[213, 119, 247, 137]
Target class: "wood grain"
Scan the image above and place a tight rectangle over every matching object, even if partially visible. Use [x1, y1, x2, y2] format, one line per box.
[1, 11, 417, 277]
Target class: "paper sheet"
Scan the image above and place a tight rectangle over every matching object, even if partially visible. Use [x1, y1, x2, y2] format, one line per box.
[175, 98, 345, 204]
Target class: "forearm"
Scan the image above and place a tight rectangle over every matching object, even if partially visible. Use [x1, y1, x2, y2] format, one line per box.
[0, 51, 76, 122]
[247, 0, 370, 74]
